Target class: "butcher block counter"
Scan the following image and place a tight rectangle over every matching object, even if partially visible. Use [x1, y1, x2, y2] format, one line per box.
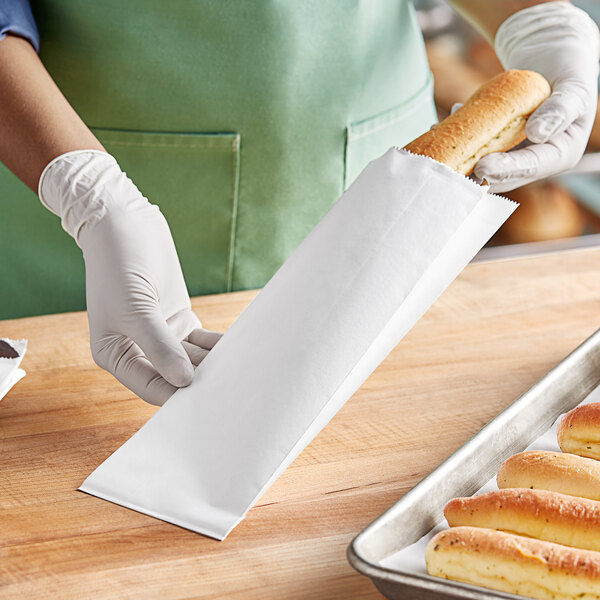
[2, 247, 600, 599]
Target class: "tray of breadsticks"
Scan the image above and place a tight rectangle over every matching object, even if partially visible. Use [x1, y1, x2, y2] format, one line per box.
[348, 328, 600, 600]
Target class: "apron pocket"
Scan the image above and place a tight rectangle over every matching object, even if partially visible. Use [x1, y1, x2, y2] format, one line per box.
[91, 128, 241, 295]
[344, 72, 437, 190]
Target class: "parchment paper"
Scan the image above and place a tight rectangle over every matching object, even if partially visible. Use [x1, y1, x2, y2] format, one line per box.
[80, 148, 517, 540]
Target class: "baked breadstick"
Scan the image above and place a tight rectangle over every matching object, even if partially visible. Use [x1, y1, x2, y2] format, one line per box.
[497, 451, 600, 501]
[404, 69, 550, 174]
[426, 526, 600, 600]
[558, 403, 600, 460]
[445, 488, 600, 551]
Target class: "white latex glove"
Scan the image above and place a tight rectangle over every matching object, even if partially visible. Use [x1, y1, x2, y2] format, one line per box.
[473, 1, 600, 193]
[38, 150, 222, 406]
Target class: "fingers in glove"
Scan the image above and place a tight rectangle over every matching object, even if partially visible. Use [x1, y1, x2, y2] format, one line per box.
[129, 314, 195, 388]
[182, 341, 209, 366]
[450, 102, 463, 115]
[187, 328, 223, 350]
[474, 120, 586, 193]
[93, 335, 177, 406]
[526, 82, 591, 144]
[166, 308, 202, 341]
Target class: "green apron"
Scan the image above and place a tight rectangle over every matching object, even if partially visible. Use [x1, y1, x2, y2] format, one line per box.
[0, 0, 437, 319]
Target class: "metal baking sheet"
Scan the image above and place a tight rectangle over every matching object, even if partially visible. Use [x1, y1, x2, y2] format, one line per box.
[348, 328, 600, 600]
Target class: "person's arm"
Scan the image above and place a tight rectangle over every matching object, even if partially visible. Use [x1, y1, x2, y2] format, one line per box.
[0, 30, 221, 405]
[0, 34, 104, 190]
[444, 0, 600, 193]
[0, 0, 103, 188]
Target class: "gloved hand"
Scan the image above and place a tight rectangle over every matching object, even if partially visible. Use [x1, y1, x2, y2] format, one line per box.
[474, 1, 600, 193]
[39, 150, 222, 406]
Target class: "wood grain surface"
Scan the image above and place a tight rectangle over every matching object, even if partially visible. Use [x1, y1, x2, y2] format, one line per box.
[2, 248, 600, 599]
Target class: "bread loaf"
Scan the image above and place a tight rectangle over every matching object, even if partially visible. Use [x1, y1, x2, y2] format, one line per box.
[445, 488, 600, 551]
[501, 181, 585, 243]
[404, 69, 551, 174]
[558, 403, 600, 460]
[497, 451, 600, 500]
[426, 526, 600, 599]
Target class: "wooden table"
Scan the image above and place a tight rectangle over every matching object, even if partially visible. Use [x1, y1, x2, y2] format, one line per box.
[2, 248, 600, 599]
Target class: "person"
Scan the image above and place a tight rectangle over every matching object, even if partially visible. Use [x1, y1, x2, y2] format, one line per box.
[0, 1, 597, 405]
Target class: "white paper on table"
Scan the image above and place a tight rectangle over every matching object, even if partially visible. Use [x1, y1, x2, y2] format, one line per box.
[79, 148, 517, 540]
[381, 384, 600, 574]
[0, 338, 27, 402]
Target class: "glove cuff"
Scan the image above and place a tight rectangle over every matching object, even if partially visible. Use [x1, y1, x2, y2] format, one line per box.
[38, 150, 145, 246]
[495, 1, 600, 72]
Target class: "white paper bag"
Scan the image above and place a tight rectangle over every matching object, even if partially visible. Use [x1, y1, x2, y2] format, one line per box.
[0, 338, 27, 402]
[80, 149, 516, 539]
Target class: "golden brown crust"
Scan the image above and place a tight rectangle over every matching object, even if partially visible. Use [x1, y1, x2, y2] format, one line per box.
[497, 451, 600, 501]
[558, 403, 600, 460]
[404, 69, 550, 175]
[560, 403, 600, 431]
[445, 488, 600, 551]
[427, 526, 600, 579]
[501, 181, 584, 243]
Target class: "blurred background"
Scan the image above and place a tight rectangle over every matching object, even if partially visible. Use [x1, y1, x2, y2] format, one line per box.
[415, 0, 600, 258]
